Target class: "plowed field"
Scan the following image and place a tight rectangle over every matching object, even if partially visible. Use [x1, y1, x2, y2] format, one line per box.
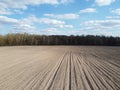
[0, 46, 120, 90]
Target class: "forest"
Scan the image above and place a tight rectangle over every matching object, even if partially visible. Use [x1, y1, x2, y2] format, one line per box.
[0, 33, 120, 46]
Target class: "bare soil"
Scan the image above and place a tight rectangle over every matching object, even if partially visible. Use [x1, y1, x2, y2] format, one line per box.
[0, 46, 120, 90]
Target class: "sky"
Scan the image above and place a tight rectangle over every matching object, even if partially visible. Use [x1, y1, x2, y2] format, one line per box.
[0, 0, 120, 36]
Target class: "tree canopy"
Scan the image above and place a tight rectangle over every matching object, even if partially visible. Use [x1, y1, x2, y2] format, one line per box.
[0, 33, 120, 46]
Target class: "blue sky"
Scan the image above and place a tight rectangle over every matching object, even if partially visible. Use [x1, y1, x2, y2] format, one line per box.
[0, 0, 120, 36]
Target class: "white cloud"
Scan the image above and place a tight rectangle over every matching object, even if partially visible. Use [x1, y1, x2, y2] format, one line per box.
[44, 13, 79, 19]
[79, 20, 120, 36]
[64, 25, 73, 28]
[13, 9, 24, 14]
[81, 20, 120, 35]
[0, 16, 18, 24]
[0, 0, 58, 10]
[13, 23, 35, 31]
[26, 15, 73, 28]
[79, 8, 96, 13]
[111, 8, 120, 15]
[39, 28, 59, 35]
[39, 18, 73, 28]
[82, 20, 120, 28]
[106, 16, 120, 19]
[39, 18, 65, 25]
[95, 0, 115, 6]
[0, 15, 36, 33]
[0, 15, 73, 34]
[0, 0, 72, 15]
[45, 28, 57, 32]
[0, 9, 12, 15]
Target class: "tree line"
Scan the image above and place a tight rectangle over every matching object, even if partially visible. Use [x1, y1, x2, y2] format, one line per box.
[0, 33, 120, 46]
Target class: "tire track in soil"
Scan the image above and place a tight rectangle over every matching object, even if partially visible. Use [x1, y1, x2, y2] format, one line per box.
[40, 52, 68, 90]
